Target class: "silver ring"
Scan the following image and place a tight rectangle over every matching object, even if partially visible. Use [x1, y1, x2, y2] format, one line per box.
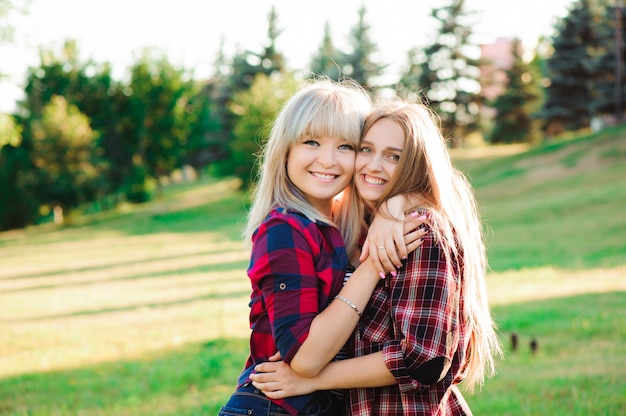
[378, 246, 385, 250]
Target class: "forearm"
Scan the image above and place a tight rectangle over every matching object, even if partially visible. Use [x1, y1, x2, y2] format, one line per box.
[290, 259, 380, 377]
[313, 352, 396, 390]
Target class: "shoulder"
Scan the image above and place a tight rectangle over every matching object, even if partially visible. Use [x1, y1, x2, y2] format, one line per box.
[253, 208, 324, 244]
[264, 207, 317, 230]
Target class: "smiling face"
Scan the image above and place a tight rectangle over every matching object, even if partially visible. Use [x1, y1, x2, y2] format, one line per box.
[355, 118, 405, 209]
[287, 135, 356, 216]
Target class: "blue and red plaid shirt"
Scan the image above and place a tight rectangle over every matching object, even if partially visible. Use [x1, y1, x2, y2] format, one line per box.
[237, 207, 348, 415]
[349, 209, 473, 415]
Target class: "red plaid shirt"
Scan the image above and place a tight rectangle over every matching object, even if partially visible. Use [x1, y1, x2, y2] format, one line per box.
[349, 211, 472, 415]
[237, 208, 348, 415]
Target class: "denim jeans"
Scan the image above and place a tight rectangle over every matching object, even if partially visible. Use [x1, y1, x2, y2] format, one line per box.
[218, 382, 345, 415]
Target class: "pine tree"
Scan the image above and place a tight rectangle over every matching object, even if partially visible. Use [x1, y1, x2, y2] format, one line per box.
[211, 6, 289, 180]
[395, 47, 426, 103]
[309, 21, 344, 81]
[418, 0, 483, 145]
[489, 39, 543, 144]
[542, 0, 603, 135]
[342, 4, 385, 89]
[229, 6, 286, 93]
[588, 0, 625, 121]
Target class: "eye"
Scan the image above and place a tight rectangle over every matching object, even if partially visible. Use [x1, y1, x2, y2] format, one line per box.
[389, 153, 401, 162]
[339, 143, 355, 151]
[358, 146, 373, 154]
[302, 139, 319, 147]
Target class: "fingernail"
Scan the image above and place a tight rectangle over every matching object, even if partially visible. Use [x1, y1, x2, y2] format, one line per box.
[390, 271, 397, 277]
[410, 211, 418, 218]
[379, 271, 386, 279]
[418, 215, 426, 220]
[401, 256, 407, 260]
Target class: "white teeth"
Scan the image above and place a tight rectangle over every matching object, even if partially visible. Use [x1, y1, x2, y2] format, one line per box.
[312, 172, 337, 180]
[364, 175, 385, 185]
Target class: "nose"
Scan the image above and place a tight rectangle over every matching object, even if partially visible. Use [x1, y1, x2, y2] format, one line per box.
[365, 154, 383, 172]
[318, 145, 338, 167]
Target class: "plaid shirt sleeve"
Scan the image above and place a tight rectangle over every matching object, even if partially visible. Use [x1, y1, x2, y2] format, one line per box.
[249, 212, 324, 364]
[382, 224, 462, 393]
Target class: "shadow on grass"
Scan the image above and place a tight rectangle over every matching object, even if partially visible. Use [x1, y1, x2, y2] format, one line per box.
[4, 289, 251, 323]
[0, 259, 250, 294]
[0, 248, 247, 283]
[0, 338, 249, 416]
[3, 292, 626, 415]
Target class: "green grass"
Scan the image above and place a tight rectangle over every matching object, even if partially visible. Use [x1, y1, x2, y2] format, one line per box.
[453, 126, 626, 270]
[467, 291, 626, 416]
[1, 126, 626, 414]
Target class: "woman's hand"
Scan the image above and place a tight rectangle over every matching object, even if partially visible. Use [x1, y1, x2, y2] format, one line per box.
[250, 361, 317, 399]
[361, 197, 426, 277]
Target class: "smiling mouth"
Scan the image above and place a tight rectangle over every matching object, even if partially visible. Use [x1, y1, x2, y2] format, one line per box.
[362, 174, 386, 186]
[311, 172, 338, 180]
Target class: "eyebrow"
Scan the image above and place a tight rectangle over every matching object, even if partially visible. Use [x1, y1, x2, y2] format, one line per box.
[361, 139, 403, 153]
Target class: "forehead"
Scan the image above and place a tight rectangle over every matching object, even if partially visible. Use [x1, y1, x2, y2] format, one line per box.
[362, 118, 405, 149]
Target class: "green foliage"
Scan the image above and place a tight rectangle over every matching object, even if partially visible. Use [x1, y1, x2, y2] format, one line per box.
[588, 1, 626, 117]
[27, 96, 107, 211]
[418, 0, 484, 143]
[489, 38, 543, 144]
[542, 0, 619, 135]
[341, 4, 384, 89]
[227, 6, 286, 94]
[0, 142, 34, 230]
[226, 72, 298, 189]
[309, 21, 344, 81]
[127, 51, 196, 181]
[0, 95, 108, 228]
[395, 47, 426, 103]
[0, 112, 21, 149]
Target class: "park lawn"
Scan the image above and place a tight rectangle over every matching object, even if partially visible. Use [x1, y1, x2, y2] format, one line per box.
[1, 126, 625, 415]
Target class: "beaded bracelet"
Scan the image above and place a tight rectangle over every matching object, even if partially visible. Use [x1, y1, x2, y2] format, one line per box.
[334, 295, 362, 316]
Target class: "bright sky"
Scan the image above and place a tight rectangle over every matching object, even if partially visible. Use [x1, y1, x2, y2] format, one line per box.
[0, 0, 574, 112]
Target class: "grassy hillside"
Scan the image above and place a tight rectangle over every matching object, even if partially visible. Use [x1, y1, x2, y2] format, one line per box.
[453, 125, 626, 271]
[1, 127, 625, 415]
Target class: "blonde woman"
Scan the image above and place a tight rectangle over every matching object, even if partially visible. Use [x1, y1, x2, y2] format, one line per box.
[251, 100, 502, 415]
[219, 82, 425, 416]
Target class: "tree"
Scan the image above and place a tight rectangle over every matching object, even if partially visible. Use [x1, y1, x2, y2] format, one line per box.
[395, 47, 426, 103]
[489, 38, 543, 144]
[309, 21, 344, 81]
[542, 0, 604, 135]
[27, 96, 106, 219]
[184, 80, 223, 169]
[0, 112, 26, 229]
[588, 0, 625, 120]
[0, 112, 21, 150]
[125, 51, 196, 199]
[418, 0, 483, 145]
[228, 6, 286, 93]
[227, 72, 298, 189]
[209, 6, 290, 183]
[342, 4, 385, 89]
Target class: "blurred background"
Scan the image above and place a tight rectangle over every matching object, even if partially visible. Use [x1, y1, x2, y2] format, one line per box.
[0, 0, 622, 226]
[0, 0, 625, 415]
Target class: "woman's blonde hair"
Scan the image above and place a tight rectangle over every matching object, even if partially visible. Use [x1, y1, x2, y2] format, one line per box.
[244, 78, 371, 256]
[362, 99, 502, 391]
